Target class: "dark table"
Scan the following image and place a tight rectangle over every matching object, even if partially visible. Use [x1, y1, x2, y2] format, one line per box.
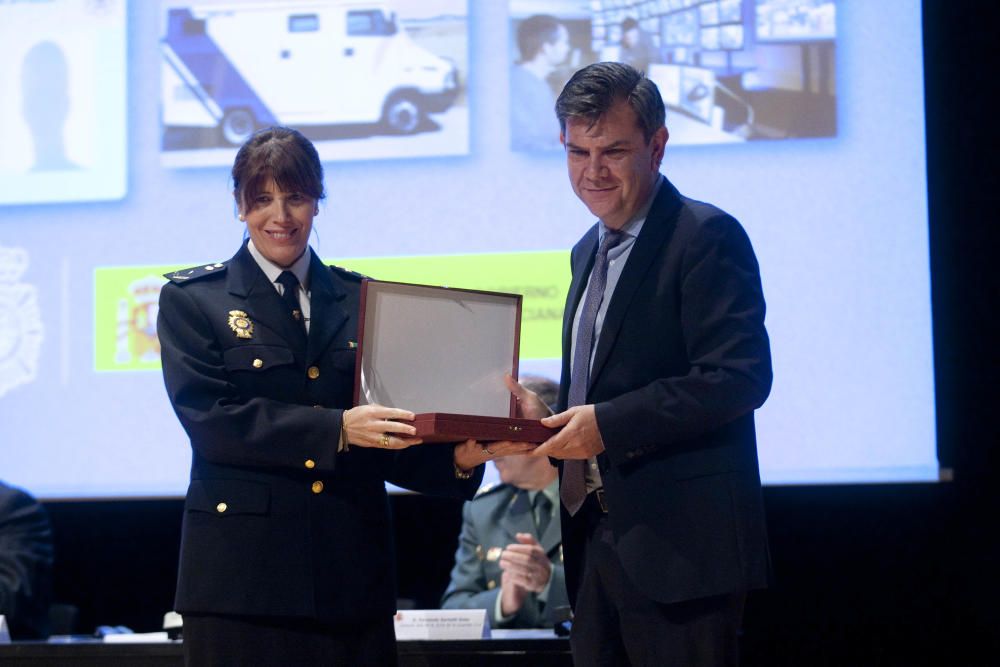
[0, 631, 572, 666]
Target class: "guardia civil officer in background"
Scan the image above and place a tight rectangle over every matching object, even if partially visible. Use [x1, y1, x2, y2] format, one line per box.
[157, 127, 532, 666]
[0, 481, 53, 640]
[441, 376, 569, 629]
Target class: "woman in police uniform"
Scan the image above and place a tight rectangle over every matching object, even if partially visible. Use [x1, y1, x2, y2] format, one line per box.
[157, 127, 528, 666]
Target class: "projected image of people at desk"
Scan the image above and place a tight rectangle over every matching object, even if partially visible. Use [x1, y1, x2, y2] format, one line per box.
[510, 14, 570, 152]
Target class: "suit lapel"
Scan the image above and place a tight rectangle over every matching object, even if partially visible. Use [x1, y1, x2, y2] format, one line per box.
[306, 251, 349, 364]
[588, 179, 682, 391]
[226, 244, 307, 351]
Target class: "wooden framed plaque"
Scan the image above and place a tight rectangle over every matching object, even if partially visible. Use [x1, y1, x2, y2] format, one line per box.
[353, 279, 554, 443]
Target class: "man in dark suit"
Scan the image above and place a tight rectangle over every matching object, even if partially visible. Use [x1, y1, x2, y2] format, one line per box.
[0, 481, 53, 640]
[507, 62, 772, 665]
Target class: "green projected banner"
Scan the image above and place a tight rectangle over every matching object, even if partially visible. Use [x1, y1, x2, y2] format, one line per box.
[94, 251, 570, 372]
[338, 251, 568, 360]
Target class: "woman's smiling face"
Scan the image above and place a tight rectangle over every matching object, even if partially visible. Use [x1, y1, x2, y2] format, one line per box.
[241, 178, 317, 267]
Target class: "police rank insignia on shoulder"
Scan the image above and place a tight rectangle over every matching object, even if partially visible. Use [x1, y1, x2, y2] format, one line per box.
[165, 262, 226, 283]
[227, 310, 254, 339]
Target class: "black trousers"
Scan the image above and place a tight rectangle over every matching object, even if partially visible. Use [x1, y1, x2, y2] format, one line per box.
[569, 515, 745, 667]
[182, 613, 398, 667]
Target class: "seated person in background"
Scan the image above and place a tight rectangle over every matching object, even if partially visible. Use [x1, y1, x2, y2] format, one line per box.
[511, 14, 571, 151]
[441, 376, 569, 629]
[0, 481, 53, 639]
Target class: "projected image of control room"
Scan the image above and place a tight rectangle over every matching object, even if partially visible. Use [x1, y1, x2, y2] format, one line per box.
[526, 0, 836, 146]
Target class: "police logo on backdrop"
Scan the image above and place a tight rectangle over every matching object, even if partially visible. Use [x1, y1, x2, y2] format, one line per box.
[0, 246, 44, 398]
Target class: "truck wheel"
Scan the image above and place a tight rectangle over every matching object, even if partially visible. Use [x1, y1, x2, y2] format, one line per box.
[220, 109, 256, 146]
[382, 94, 422, 134]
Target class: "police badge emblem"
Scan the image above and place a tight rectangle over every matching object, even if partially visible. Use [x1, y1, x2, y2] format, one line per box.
[227, 310, 254, 339]
[0, 245, 43, 398]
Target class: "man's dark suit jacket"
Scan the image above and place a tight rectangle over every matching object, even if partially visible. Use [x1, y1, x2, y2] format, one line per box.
[157, 242, 482, 625]
[558, 177, 772, 607]
[0, 482, 53, 639]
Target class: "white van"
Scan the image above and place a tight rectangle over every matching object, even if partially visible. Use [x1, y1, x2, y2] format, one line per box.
[161, 1, 460, 144]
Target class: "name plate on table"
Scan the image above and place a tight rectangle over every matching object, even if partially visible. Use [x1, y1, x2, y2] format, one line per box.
[354, 280, 554, 443]
[393, 609, 490, 640]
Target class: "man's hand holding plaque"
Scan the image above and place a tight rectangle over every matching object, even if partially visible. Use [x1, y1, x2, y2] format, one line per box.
[504, 373, 554, 422]
[502, 373, 606, 461]
[477, 374, 556, 453]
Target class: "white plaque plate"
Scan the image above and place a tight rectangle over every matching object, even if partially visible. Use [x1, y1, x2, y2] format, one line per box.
[393, 609, 490, 640]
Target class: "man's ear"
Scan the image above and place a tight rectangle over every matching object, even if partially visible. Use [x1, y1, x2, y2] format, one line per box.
[651, 126, 668, 168]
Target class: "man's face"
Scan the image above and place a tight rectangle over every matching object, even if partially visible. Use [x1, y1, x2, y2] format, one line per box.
[241, 178, 316, 267]
[494, 453, 554, 491]
[542, 25, 570, 67]
[623, 27, 640, 48]
[561, 101, 668, 230]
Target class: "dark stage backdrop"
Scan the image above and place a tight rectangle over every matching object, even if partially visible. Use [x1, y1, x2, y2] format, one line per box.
[32, 1, 997, 663]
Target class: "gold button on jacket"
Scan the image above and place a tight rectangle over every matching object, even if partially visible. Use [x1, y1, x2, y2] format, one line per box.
[216, 502, 228, 513]
[311, 481, 324, 494]
[307, 366, 320, 379]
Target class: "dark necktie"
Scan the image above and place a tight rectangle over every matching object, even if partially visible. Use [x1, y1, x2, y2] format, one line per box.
[276, 271, 305, 332]
[561, 230, 624, 516]
[533, 492, 551, 538]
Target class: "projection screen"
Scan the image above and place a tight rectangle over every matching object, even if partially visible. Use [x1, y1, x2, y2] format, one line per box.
[0, 0, 937, 498]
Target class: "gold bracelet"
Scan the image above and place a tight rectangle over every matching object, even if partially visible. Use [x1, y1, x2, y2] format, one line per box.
[453, 462, 473, 480]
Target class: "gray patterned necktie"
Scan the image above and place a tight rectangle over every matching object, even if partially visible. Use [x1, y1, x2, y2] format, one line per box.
[561, 230, 624, 516]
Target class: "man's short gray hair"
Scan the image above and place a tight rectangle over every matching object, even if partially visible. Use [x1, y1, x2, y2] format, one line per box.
[555, 62, 665, 143]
